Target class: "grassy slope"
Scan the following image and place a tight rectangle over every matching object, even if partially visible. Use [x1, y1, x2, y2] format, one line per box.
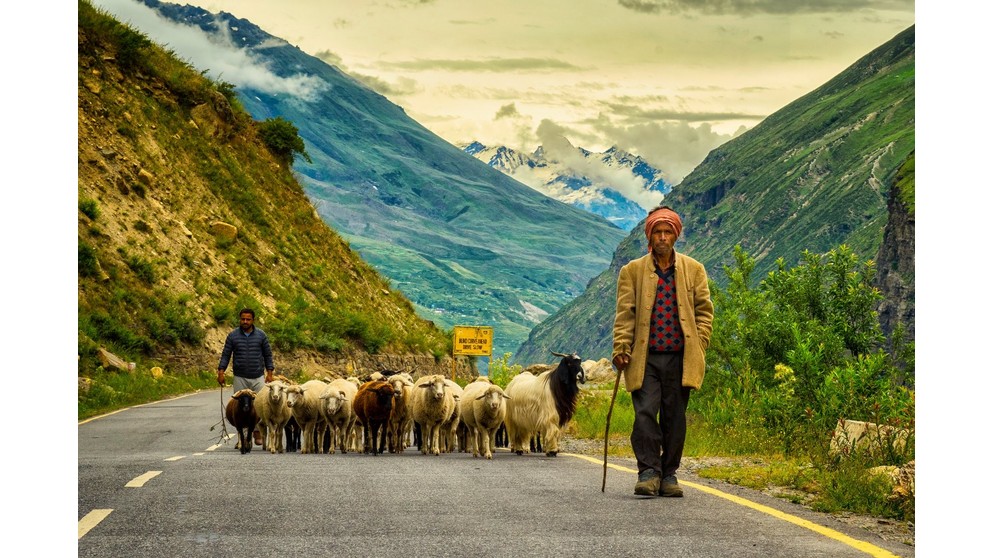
[78, 0, 449, 382]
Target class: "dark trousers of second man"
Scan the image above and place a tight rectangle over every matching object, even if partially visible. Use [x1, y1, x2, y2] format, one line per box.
[630, 352, 691, 478]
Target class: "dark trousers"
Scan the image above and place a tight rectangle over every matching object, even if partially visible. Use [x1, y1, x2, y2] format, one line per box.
[630, 352, 691, 478]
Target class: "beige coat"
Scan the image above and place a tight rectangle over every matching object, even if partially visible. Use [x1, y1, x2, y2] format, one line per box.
[612, 252, 714, 391]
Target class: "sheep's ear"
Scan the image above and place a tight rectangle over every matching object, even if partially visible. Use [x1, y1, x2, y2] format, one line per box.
[476, 393, 487, 400]
[502, 394, 511, 399]
[249, 392, 257, 399]
[339, 390, 347, 398]
[418, 384, 431, 389]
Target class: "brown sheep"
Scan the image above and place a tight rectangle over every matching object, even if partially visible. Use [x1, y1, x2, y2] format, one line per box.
[353, 380, 396, 455]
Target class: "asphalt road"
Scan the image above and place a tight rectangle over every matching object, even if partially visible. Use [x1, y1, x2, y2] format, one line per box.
[78, 389, 915, 558]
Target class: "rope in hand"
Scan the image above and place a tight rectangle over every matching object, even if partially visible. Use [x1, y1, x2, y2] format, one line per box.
[209, 382, 231, 444]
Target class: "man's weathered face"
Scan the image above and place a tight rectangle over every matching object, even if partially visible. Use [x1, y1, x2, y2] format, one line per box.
[649, 222, 678, 257]
[239, 312, 254, 331]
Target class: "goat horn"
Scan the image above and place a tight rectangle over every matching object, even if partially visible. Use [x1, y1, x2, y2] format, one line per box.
[550, 350, 568, 357]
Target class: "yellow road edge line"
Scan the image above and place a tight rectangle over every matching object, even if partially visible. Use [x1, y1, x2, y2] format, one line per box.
[78, 508, 113, 539]
[165, 455, 186, 462]
[561, 452, 902, 558]
[125, 470, 163, 488]
[206, 444, 224, 452]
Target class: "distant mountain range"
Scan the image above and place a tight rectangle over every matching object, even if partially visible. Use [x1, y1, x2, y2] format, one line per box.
[514, 25, 916, 364]
[461, 141, 671, 231]
[138, 0, 627, 361]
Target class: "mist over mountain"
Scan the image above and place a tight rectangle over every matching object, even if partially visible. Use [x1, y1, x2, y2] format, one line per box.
[514, 25, 916, 364]
[461, 141, 670, 231]
[131, 0, 627, 361]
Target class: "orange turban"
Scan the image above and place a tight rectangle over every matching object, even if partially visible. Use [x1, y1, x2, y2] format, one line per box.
[644, 208, 682, 250]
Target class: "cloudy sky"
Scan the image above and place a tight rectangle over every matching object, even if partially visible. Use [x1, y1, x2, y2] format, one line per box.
[92, 0, 913, 185]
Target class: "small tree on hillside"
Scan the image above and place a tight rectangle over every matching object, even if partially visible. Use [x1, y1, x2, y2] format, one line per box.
[257, 117, 312, 165]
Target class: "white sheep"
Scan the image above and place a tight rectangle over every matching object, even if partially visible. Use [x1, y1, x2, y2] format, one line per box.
[504, 353, 585, 457]
[410, 374, 456, 456]
[386, 374, 415, 453]
[290, 379, 328, 454]
[441, 379, 464, 453]
[254, 381, 292, 454]
[318, 378, 359, 454]
[344, 375, 365, 450]
[460, 380, 510, 459]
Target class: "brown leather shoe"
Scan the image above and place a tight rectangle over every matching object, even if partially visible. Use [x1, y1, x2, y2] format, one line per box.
[660, 475, 683, 497]
[634, 470, 661, 496]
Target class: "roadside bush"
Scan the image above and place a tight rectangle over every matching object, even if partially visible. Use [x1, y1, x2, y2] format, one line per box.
[487, 353, 522, 389]
[702, 244, 914, 465]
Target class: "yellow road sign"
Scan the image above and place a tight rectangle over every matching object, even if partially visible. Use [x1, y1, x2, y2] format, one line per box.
[452, 326, 493, 356]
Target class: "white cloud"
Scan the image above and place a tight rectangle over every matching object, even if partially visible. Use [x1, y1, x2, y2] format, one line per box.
[92, 0, 327, 101]
[535, 120, 664, 210]
[589, 115, 745, 184]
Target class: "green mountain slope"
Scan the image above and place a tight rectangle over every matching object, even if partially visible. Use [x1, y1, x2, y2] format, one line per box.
[514, 25, 915, 365]
[78, 0, 453, 378]
[140, 0, 627, 359]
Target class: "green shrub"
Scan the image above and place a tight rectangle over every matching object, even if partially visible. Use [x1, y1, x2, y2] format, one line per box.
[81, 310, 152, 354]
[143, 293, 206, 345]
[79, 242, 99, 277]
[700, 244, 913, 464]
[124, 253, 156, 284]
[257, 117, 312, 165]
[487, 353, 522, 389]
[79, 198, 100, 220]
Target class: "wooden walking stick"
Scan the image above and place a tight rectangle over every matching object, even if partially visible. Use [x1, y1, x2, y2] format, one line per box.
[602, 364, 622, 492]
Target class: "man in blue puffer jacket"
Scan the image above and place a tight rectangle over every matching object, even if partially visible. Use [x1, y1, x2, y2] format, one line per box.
[218, 308, 275, 445]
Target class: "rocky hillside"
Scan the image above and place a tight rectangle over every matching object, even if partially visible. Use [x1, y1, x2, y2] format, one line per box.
[77, 1, 463, 380]
[514, 25, 915, 364]
[875, 151, 915, 345]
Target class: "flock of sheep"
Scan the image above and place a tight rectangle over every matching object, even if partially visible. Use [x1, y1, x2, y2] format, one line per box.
[224, 353, 586, 459]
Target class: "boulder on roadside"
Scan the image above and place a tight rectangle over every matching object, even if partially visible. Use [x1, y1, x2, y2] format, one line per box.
[829, 418, 912, 457]
[97, 347, 134, 373]
[582, 358, 615, 384]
